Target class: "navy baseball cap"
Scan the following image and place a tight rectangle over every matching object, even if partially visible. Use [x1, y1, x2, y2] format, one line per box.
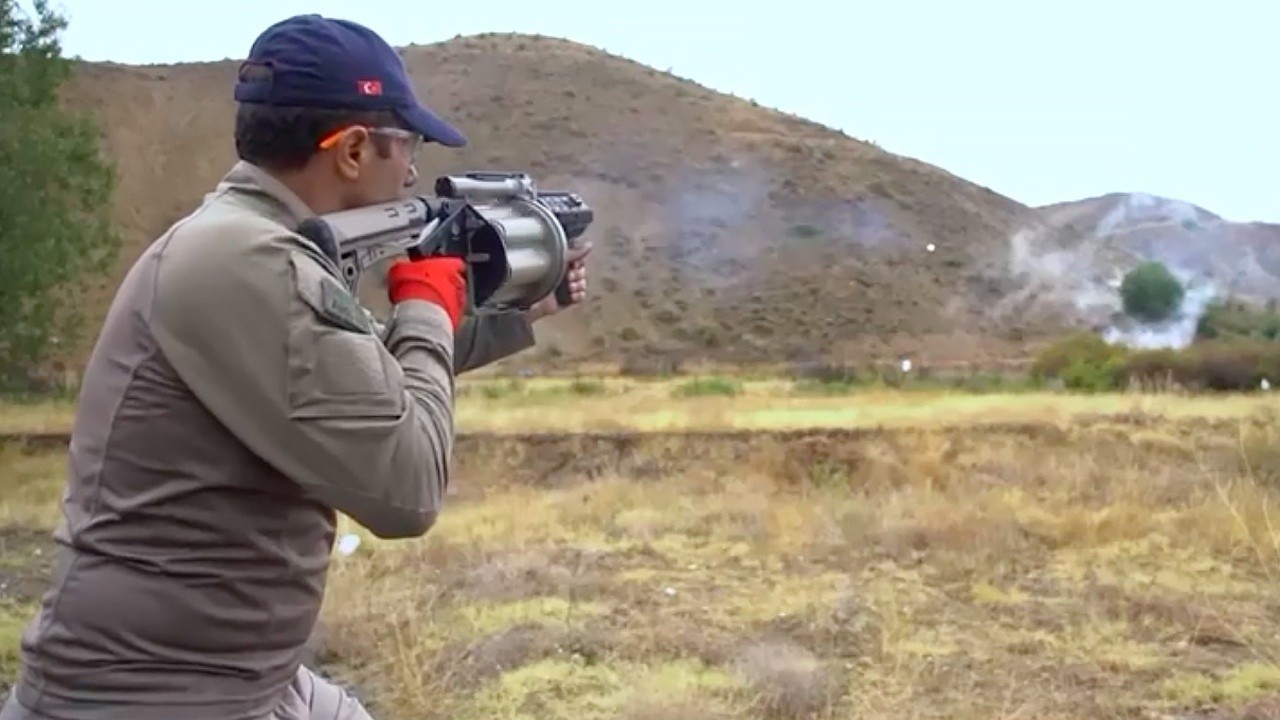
[234, 14, 467, 147]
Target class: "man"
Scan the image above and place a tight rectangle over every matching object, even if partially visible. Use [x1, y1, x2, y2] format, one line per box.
[0, 13, 589, 720]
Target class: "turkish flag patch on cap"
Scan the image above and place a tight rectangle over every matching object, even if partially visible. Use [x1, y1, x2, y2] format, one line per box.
[356, 79, 383, 96]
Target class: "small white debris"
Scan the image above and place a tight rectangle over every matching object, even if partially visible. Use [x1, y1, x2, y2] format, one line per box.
[926, 243, 936, 253]
[336, 534, 361, 556]
[663, 586, 677, 597]
[1262, 378, 1271, 391]
[900, 358, 913, 373]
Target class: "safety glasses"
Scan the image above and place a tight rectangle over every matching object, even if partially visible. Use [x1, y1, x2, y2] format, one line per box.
[318, 125, 423, 156]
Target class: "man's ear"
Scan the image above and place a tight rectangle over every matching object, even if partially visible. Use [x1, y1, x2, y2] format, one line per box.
[331, 126, 370, 181]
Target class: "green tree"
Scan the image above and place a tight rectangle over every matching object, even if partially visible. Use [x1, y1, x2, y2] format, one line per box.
[1120, 261, 1184, 323]
[0, 0, 120, 392]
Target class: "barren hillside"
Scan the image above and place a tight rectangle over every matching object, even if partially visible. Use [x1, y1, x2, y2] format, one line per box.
[1035, 193, 1280, 303]
[981, 192, 1280, 350]
[63, 33, 1109, 372]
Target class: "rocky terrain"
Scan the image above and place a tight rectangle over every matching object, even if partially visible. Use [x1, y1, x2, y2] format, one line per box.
[57, 33, 1280, 372]
[1031, 193, 1280, 321]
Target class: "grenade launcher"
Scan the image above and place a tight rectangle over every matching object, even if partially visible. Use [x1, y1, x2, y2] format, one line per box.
[295, 171, 594, 310]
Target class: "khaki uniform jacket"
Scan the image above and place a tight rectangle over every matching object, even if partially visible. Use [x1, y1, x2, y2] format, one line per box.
[8, 162, 534, 719]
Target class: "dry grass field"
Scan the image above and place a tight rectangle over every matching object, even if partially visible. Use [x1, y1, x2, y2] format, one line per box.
[2, 374, 1278, 437]
[2, 379, 1280, 719]
[13, 15, 1277, 719]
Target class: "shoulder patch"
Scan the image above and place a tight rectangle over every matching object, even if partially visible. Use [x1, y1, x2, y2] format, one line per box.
[318, 275, 373, 334]
[290, 252, 373, 335]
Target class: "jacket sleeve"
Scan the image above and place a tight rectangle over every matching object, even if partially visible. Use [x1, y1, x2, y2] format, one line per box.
[149, 233, 456, 540]
[364, 302, 536, 374]
[452, 308, 537, 374]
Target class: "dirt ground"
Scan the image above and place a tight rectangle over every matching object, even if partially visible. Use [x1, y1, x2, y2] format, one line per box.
[2, 411, 1279, 718]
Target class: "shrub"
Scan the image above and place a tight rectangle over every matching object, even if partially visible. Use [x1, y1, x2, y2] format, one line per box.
[1033, 331, 1280, 394]
[1030, 332, 1128, 390]
[1059, 357, 1126, 392]
[1120, 262, 1185, 323]
[1118, 339, 1280, 392]
[1117, 348, 1195, 389]
[789, 361, 859, 394]
[1196, 298, 1280, 341]
[1182, 339, 1280, 391]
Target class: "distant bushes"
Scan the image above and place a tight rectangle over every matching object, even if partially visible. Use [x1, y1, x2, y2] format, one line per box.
[1033, 293, 1280, 392]
[1029, 332, 1129, 392]
[1196, 298, 1280, 341]
[790, 362, 859, 394]
[1031, 331, 1280, 392]
[785, 360, 1036, 394]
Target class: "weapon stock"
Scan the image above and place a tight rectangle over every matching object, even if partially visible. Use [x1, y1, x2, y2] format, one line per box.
[296, 171, 594, 311]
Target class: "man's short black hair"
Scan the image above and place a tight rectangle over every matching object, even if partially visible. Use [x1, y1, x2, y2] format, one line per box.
[233, 103, 412, 171]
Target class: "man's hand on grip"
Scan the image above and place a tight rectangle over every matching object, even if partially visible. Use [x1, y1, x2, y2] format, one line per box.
[386, 257, 467, 331]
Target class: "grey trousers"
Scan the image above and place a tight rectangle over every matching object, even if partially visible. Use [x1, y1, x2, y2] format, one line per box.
[0, 664, 373, 720]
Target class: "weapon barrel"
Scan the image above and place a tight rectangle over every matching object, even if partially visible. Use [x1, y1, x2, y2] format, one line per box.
[469, 198, 568, 308]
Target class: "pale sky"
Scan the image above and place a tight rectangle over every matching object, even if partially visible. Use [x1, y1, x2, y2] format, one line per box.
[28, 0, 1280, 224]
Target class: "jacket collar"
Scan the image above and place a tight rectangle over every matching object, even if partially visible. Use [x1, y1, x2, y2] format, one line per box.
[210, 161, 351, 276]
[212, 161, 318, 228]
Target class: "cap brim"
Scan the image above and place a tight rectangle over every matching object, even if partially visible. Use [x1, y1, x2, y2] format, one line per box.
[400, 103, 468, 148]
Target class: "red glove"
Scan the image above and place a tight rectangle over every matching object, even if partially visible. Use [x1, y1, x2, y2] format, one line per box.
[386, 257, 467, 331]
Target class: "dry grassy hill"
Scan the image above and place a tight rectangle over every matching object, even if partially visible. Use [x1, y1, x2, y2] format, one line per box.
[62, 33, 1125, 373]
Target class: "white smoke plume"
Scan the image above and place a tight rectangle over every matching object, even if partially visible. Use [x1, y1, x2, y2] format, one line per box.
[1095, 195, 1224, 350]
[1001, 225, 1126, 323]
[1003, 193, 1226, 350]
[1094, 191, 1209, 236]
[1102, 272, 1218, 350]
